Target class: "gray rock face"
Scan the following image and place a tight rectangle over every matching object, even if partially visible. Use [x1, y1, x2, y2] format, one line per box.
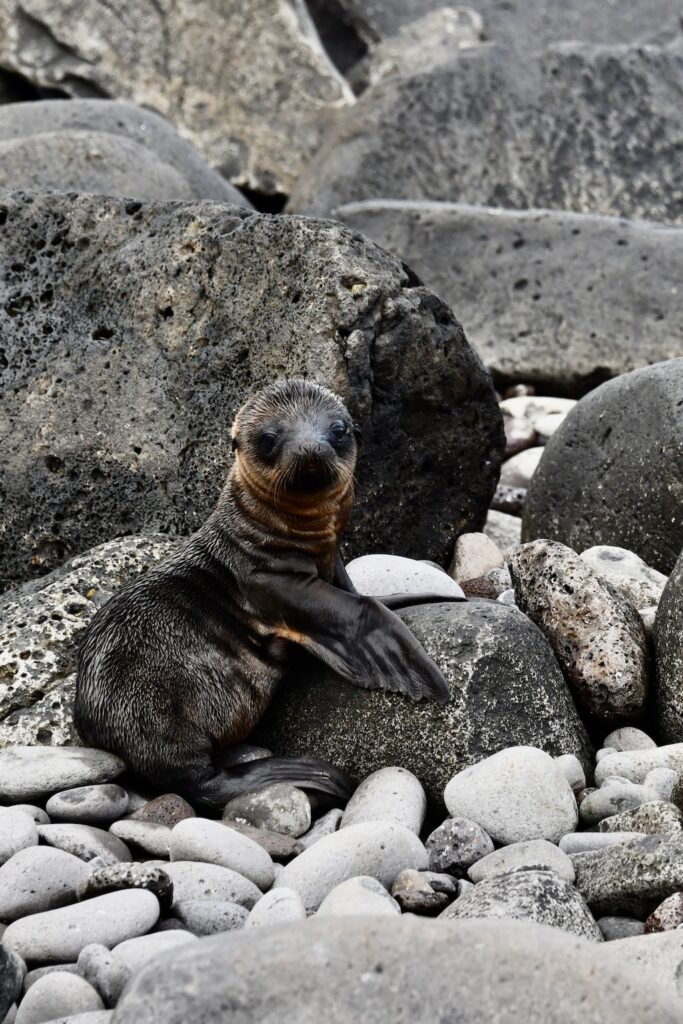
[580, 547, 667, 612]
[595, 930, 683, 1003]
[0, 810, 37, 866]
[0, 748, 125, 803]
[0, 948, 24, 1020]
[112, 916, 682, 1024]
[598, 801, 683, 835]
[0, 846, 90, 921]
[109, 821, 171, 859]
[39, 824, 131, 866]
[0, 0, 352, 196]
[2, 890, 160, 963]
[257, 601, 591, 803]
[0, 100, 248, 204]
[169, 821, 274, 891]
[14, 973, 103, 1024]
[580, 783, 661, 827]
[172, 900, 248, 937]
[573, 834, 683, 916]
[340, 767, 426, 834]
[425, 817, 494, 877]
[46, 785, 129, 826]
[78, 864, 173, 913]
[442, 869, 602, 942]
[0, 537, 178, 744]
[162, 862, 261, 910]
[655, 549, 683, 742]
[335, 203, 683, 392]
[222, 785, 311, 839]
[468, 840, 575, 885]
[523, 361, 683, 575]
[0, 191, 502, 592]
[290, 43, 683, 228]
[510, 541, 649, 720]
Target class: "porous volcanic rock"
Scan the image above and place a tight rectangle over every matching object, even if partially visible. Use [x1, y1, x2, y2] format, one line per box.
[0, 0, 353, 195]
[0, 191, 503, 590]
[290, 43, 683, 226]
[257, 601, 592, 802]
[655, 549, 683, 742]
[334, 202, 683, 392]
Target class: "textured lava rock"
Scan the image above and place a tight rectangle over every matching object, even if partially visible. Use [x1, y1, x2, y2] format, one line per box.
[111, 916, 680, 1024]
[290, 43, 683, 227]
[655, 549, 683, 742]
[257, 601, 591, 802]
[0, 536, 179, 743]
[0, 100, 248, 203]
[335, 203, 683, 392]
[0, 191, 502, 590]
[523, 361, 683, 574]
[0, 0, 353, 196]
[573, 834, 683, 917]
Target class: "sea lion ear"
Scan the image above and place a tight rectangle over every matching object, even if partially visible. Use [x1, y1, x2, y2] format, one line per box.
[231, 435, 239, 453]
[352, 424, 362, 446]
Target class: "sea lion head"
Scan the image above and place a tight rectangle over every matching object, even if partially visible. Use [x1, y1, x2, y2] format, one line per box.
[231, 379, 360, 499]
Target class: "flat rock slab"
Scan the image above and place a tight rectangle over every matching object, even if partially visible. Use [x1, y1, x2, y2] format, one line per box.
[523, 360, 683, 574]
[0, 747, 125, 803]
[0, 100, 248, 204]
[257, 601, 591, 803]
[290, 43, 683, 227]
[655, 549, 683, 742]
[0, 191, 501, 590]
[0, 0, 352, 196]
[334, 202, 683, 393]
[573, 834, 683, 917]
[111, 916, 680, 1024]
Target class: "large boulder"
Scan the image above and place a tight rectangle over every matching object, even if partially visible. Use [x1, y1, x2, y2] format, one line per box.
[523, 360, 683, 575]
[257, 601, 592, 803]
[111, 916, 679, 1024]
[0, 190, 503, 590]
[655, 550, 683, 742]
[0, 100, 250, 203]
[334, 202, 683, 393]
[289, 43, 683, 225]
[0, 0, 352, 196]
[0, 536, 179, 745]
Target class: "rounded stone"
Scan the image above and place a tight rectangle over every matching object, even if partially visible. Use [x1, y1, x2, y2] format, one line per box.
[244, 889, 307, 929]
[109, 821, 171, 858]
[163, 862, 261, 909]
[14, 973, 103, 1024]
[645, 893, 683, 933]
[655, 548, 683, 742]
[449, 534, 504, 584]
[273, 821, 428, 913]
[46, 786, 129, 826]
[340, 767, 426, 834]
[112, 916, 680, 1024]
[580, 546, 667, 611]
[38, 824, 132, 865]
[601, 727, 656, 754]
[128, 794, 195, 829]
[2, 890, 160, 963]
[391, 869, 449, 915]
[345, 554, 465, 600]
[572, 833, 683, 917]
[580, 783, 661, 826]
[111, 931, 197, 969]
[0, 846, 91, 921]
[171, 901, 248, 936]
[425, 817, 494, 876]
[597, 917, 646, 941]
[499, 448, 544, 489]
[0, 948, 25, 1020]
[597, 801, 683, 835]
[316, 876, 400, 918]
[0, 748, 125, 804]
[77, 944, 130, 1008]
[222, 785, 311, 838]
[468, 840, 575, 885]
[0, 809, 38, 866]
[298, 809, 343, 850]
[77, 863, 174, 913]
[444, 747, 578, 845]
[555, 755, 586, 793]
[559, 833, 642, 855]
[169, 820, 274, 891]
[442, 869, 602, 942]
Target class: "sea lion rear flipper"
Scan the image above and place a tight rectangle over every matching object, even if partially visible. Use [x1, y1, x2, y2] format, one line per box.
[378, 592, 467, 610]
[252, 571, 450, 705]
[185, 756, 355, 808]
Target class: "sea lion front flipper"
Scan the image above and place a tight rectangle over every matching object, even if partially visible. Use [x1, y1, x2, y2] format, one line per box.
[251, 571, 450, 704]
[333, 556, 467, 610]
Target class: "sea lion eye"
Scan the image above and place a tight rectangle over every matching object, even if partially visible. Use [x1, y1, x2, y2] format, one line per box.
[259, 430, 278, 456]
[330, 421, 348, 442]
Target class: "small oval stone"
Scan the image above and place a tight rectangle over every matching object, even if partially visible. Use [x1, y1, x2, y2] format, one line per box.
[14, 972, 103, 1024]
[580, 782, 660, 826]
[341, 767, 426, 834]
[316, 876, 400, 918]
[0, 810, 38, 866]
[602, 727, 657, 753]
[298, 809, 343, 850]
[109, 821, 171, 858]
[38, 824, 131, 865]
[244, 888, 306, 929]
[345, 554, 464, 600]
[128, 794, 195, 829]
[163, 861, 261, 909]
[468, 840, 575, 884]
[111, 931, 197, 969]
[222, 784, 311, 838]
[46, 786, 129, 826]
[390, 869, 448, 915]
[77, 945, 129, 1009]
[170, 820, 274, 890]
[77, 863, 174, 912]
[0, 846, 91, 921]
[171, 901, 247, 936]
[425, 817, 495, 876]
[0, 748, 125, 804]
[597, 916, 646, 941]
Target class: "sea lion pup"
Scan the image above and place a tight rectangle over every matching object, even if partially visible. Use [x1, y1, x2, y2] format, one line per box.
[74, 379, 454, 807]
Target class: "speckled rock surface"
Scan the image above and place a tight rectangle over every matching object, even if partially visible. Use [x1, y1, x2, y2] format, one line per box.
[222, 785, 311, 839]
[162, 862, 261, 910]
[523, 361, 683, 575]
[598, 801, 683, 835]
[38, 824, 131, 866]
[0, 191, 502, 591]
[580, 546, 667, 612]
[573, 834, 683, 916]
[0, 0, 353, 196]
[0, 846, 91, 921]
[334, 203, 683, 393]
[595, 744, 683, 785]
[509, 540, 649, 720]
[468, 840, 575, 885]
[0, 748, 125, 803]
[257, 601, 591, 802]
[0, 537, 178, 743]
[0, 100, 248, 204]
[442, 869, 601, 942]
[78, 864, 174, 913]
[290, 43, 683, 226]
[483, 510, 522, 558]
[112, 916, 682, 1024]
[655, 549, 683, 742]
[340, 767, 426, 834]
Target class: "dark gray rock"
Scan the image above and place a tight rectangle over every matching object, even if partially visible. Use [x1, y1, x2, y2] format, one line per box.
[0, 191, 502, 591]
[111, 916, 681, 1024]
[335, 203, 683, 393]
[509, 541, 649, 721]
[0, 537, 178, 745]
[0, 100, 249, 204]
[390, 868, 449, 915]
[78, 864, 174, 913]
[257, 601, 591, 803]
[290, 43, 683, 228]
[38, 824, 132, 866]
[645, 892, 683, 932]
[441, 869, 602, 942]
[425, 817, 494, 877]
[0, 948, 24, 1020]
[573, 834, 683, 916]
[0, 0, 353, 196]
[220, 822, 303, 862]
[0, 748, 125, 803]
[655, 549, 683, 742]
[129, 795, 195, 829]
[523, 361, 683, 574]
[597, 917, 646, 941]
[598, 801, 683, 835]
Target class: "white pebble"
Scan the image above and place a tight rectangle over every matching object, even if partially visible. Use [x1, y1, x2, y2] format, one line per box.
[169, 820, 274, 890]
[341, 767, 426, 834]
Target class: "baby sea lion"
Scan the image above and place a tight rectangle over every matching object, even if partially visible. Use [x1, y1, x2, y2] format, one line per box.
[74, 379, 455, 807]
